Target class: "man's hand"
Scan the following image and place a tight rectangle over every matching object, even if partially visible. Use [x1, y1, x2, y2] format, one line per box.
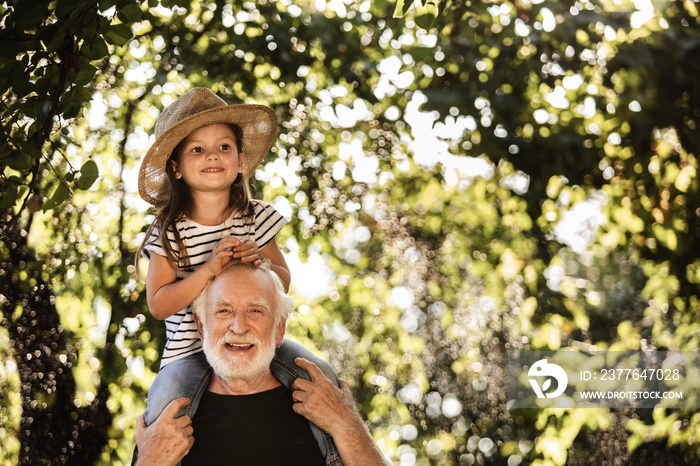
[291, 358, 357, 436]
[291, 358, 389, 466]
[135, 397, 194, 466]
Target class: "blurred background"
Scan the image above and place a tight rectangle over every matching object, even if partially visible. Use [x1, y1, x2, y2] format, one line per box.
[1, 0, 699, 464]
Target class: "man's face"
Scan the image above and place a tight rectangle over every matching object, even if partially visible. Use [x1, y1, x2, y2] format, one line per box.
[195, 266, 286, 382]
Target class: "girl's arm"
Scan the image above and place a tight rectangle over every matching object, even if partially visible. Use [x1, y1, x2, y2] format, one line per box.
[260, 239, 291, 292]
[232, 237, 291, 292]
[146, 236, 240, 320]
[146, 254, 214, 320]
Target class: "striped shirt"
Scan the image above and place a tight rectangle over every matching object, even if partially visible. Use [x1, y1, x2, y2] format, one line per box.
[143, 200, 287, 367]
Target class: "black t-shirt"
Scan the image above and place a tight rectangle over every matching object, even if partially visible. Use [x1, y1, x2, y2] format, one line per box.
[181, 386, 327, 465]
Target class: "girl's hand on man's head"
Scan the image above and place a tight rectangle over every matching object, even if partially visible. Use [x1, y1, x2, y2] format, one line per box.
[203, 236, 242, 275]
[232, 239, 262, 266]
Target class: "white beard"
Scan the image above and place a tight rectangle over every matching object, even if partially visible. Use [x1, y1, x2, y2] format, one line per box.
[202, 330, 276, 382]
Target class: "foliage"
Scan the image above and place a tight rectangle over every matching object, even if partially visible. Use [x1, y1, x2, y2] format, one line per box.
[1, 0, 699, 464]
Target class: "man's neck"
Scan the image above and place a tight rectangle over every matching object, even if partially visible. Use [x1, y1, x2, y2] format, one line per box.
[209, 370, 282, 395]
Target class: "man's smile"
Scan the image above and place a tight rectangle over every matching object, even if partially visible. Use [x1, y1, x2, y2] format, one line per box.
[224, 342, 254, 351]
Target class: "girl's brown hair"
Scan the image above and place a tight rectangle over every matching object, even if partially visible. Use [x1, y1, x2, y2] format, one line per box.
[135, 123, 255, 277]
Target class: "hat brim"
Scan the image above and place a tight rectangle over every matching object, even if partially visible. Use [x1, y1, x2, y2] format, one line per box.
[138, 104, 278, 205]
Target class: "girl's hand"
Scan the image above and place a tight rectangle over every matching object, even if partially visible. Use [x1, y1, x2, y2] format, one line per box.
[203, 236, 240, 275]
[232, 239, 262, 265]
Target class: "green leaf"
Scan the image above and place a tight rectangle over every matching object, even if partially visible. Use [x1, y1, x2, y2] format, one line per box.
[19, 141, 42, 160]
[27, 120, 39, 138]
[84, 37, 110, 60]
[12, 3, 49, 31]
[63, 103, 82, 120]
[10, 69, 34, 98]
[99, 0, 118, 13]
[61, 86, 92, 114]
[104, 23, 134, 46]
[393, 0, 412, 18]
[44, 28, 67, 53]
[77, 160, 100, 190]
[415, 0, 439, 30]
[75, 64, 98, 86]
[42, 182, 71, 211]
[117, 4, 143, 23]
[56, 0, 80, 20]
[0, 183, 18, 209]
[6, 150, 35, 171]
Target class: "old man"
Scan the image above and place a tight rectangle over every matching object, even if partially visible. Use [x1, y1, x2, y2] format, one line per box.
[134, 260, 387, 466]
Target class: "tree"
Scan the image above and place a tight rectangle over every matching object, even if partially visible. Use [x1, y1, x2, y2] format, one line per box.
[0, 1, 151, 463]
[1, 0, 698, 464]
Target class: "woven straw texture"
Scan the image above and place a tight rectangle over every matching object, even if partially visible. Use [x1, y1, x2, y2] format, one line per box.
[138, 88, 278, 205]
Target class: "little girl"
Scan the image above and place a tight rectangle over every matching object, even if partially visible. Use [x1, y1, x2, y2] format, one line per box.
[136, 88, 335, 426]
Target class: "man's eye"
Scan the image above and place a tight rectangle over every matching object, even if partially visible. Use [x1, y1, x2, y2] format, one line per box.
[192, 146, 203, 153]
[220, 144, 230, 150]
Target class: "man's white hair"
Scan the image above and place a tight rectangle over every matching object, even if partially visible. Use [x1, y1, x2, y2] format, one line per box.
[191, 259, 294, 325]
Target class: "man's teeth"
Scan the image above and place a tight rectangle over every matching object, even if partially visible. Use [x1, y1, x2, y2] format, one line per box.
[226, 343, 252, 348]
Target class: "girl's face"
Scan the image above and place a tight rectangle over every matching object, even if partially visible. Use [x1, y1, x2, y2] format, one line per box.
[172, 123, 244, 196]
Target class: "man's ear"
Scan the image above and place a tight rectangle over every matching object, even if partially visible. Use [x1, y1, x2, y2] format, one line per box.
[194, 312, 204, 340]
[275, 318, 287, 347]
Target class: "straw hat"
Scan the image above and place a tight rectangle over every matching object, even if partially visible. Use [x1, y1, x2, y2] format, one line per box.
[138, 87, 278, 205]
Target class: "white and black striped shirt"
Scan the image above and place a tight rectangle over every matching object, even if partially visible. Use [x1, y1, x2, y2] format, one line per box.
[143, 200, 287, 367]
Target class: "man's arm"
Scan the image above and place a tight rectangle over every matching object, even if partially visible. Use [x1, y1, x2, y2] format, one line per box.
[291, 358, 389, 466]
[134, 397, 194, 466]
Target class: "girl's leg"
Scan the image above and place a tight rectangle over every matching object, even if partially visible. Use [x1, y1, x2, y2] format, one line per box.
[271, 339, 340, 463]
[272, 338, 339, 385]
[143, 351, 209, 426]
